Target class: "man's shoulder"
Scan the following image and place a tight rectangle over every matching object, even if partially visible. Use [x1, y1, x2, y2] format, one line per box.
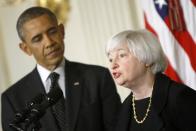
[2, 69, 36, 96]
[68, 60, 108, 72]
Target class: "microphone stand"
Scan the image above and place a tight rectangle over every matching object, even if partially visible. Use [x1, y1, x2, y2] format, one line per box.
[31, 121, 42, 131]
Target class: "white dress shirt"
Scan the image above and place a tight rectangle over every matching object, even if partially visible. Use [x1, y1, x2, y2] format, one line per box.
[37, 59, 66, 98]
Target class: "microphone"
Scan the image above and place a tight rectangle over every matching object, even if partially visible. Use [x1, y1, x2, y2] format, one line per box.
[9, 93, 44, 131]
[10, 93, 44, 125]
[9, 87, 63, 131]
[24, 87, 63, 127]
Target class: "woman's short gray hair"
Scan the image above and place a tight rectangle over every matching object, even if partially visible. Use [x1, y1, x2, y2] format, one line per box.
[106, 29, 167, 74]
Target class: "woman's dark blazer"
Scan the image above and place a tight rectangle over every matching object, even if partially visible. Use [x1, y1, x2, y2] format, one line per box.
[115, 73, 196, 131]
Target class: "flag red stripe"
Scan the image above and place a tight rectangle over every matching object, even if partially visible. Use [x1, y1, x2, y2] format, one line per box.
[144, 15, 157, 36]
[165, 62, 182, 83]
[191, 0, 196, 6]
[144, 15, 182, 83]
[164, 17, 196, 72]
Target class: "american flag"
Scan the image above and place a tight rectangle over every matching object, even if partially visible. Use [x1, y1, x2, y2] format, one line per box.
[140, 0, 196, 89]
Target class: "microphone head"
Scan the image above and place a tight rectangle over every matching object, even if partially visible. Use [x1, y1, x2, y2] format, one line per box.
[23, 87, 63, 126]
[14, 93, 44, 123]
[46, 87, 63, 105]
[27, 93, 44, 107]
[9, 93, 45, 130]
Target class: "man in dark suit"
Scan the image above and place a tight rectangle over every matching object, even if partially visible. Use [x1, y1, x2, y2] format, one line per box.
[1, 6, 121, 131]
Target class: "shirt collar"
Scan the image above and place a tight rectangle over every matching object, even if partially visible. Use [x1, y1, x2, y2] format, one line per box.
[37, 59, 65, 85]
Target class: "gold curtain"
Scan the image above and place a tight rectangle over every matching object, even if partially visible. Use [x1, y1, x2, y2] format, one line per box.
[37, 0, 71, 24]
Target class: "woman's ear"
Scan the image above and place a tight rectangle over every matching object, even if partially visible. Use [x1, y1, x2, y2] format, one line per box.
[145, 64, 150, 67]
[145, 63, 153, 68]
[19, 42, 32, 56]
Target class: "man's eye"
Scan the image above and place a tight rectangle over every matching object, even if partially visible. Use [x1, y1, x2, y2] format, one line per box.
[32, 36, 42, 43]
[48, 28, 57, 35]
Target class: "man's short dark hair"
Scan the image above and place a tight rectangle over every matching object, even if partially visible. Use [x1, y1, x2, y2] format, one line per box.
[16, 6, 58, 42]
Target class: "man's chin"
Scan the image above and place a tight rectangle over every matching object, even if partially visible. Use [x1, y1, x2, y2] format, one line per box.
[51, 56, 63, 63]
[47, 57, 63, 69]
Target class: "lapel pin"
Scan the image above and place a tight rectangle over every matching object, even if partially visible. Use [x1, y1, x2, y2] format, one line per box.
[73, 82, 80, 86]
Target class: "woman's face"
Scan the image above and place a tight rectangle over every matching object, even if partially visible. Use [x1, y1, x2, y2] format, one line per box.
[107, 43, 147, 88]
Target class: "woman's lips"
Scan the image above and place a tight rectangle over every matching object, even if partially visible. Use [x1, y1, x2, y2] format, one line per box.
[112, 72, 121, 79]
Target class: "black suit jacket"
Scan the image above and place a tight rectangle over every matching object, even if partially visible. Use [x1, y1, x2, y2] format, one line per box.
[1, 59, 121, 131]
[115, 73, 196, 131]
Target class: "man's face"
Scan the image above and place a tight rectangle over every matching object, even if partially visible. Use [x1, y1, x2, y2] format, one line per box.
[20, 14, 65, 70]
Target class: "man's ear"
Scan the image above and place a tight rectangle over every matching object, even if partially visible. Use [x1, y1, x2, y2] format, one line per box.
[59, 23, 65, 39]
[19, 42, 32, 56]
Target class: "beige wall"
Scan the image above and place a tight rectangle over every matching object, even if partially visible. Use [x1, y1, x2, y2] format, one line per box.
[0, 0, 144, 130]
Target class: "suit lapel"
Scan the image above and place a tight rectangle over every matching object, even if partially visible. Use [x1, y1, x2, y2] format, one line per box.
[152, 73, 171, 114]
[65, 60, 82, 131]
[151, 73, 171, 131]
[28, 68, 45, 94]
